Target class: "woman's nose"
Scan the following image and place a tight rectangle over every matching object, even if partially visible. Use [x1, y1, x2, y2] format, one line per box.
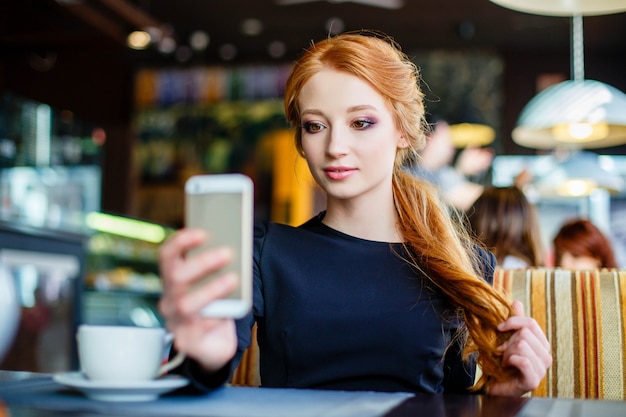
[326, 126, 349, 157]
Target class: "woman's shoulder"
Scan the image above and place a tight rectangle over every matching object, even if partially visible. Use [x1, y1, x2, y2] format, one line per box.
[253, 212, 328, 246]
[254, 212, 324, 237]
[473, 245, 496, 285]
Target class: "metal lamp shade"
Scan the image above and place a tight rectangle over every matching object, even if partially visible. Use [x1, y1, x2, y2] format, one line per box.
[489, 0, 626, 16]
[512, 80, 626, 150]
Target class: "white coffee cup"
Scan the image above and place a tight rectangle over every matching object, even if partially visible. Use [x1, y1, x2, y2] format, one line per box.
[77, 325, 185, 382]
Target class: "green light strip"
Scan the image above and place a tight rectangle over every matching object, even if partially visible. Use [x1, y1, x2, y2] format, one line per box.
[85, 212, 167, 243]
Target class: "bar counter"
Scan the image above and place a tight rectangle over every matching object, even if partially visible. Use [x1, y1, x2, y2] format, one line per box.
[1, 371, 625, 417]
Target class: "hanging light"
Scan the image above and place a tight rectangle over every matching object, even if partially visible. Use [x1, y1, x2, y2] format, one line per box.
[512, 80, 626, 149]
[127, 30, 151, 50]
[489, 0, 626, 16]
[448, 123, 495, 148]
[533, 151, 624, 196]
[490, 1, 626, 149]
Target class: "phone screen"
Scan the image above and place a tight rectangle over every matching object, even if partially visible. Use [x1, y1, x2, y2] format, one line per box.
[185, 174, 253, 317]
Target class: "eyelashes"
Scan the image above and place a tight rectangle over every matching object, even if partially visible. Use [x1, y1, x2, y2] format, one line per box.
[300, 118, 376, 133]
[301, 121, 324, 133]
[352, 118, 375, 129]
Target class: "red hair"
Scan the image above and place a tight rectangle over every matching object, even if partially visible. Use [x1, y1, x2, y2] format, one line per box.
[553, 219, 617, 268]
[283, 31, 514, 392]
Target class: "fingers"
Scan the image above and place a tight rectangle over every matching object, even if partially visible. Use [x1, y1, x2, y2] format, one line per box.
[157, 228, 241, 373]
[499, 337, 552, 393]
[167, 315, 238, 372]
[168, 245, 234, 289]
[497, 301, 550, 352]
[159, 229, 204, 288]
[159, 228, 207, 268]
[158, 228, 238, 321]
[511, 300, 524, 317]
[493, 300, 553, 394]
[500, 326, 552, 376]
[159, 271, 238, 321]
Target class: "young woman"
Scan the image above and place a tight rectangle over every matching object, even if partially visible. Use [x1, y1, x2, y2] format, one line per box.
[468, 186, 545, 268]
[158, 31, 551, 396]
[553, 218, 618, 269]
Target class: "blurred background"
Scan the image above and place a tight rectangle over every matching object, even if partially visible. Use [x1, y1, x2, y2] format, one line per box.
[1, 0, 626, 371]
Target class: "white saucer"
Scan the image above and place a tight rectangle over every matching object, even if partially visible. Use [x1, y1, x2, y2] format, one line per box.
[53, 372, 189, 402]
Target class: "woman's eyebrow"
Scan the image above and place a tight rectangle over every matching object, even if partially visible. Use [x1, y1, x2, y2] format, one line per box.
[347, 105, 377, 113]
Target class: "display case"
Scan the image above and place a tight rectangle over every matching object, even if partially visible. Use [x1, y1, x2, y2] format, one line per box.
[0, 221, 86, 373]
[82, 212, 172, 328]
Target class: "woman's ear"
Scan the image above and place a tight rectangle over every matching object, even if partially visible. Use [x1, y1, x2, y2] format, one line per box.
[398, 136, 409, 148]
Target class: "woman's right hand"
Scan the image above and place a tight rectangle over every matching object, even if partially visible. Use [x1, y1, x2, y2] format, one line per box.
[158, 228, 239, 372]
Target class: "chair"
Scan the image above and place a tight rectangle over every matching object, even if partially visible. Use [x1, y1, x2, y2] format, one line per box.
[493, 268, 626, 400]
[229, 323, 260, 387]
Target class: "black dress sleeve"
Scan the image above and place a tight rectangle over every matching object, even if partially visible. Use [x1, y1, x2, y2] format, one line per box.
[169, 312, 255, 393]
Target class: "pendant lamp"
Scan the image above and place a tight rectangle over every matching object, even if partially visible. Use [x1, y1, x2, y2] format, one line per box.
[489, 0, 626, 16]
[449, 123, 495, 148]
[490, 1, 626, 150]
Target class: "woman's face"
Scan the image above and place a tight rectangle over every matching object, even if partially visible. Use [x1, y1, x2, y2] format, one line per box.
[297, 68, 405, 202]
[560, 251, 602, 269]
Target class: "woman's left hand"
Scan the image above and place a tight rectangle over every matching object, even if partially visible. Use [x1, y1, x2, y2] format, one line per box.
[488, 300, 553, 397]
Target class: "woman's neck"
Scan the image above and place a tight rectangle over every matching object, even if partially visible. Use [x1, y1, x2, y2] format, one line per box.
[322, 197, 403, 243]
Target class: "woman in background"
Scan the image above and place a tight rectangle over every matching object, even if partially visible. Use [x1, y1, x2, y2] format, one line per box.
[468, 186, 544, 268]
[553, 218, 617, 269]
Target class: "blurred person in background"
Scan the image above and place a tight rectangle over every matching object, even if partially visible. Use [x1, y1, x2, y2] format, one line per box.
[553, 218, 617, 269]
[407, 118, 494, 211]
[468, 186, 545, 268]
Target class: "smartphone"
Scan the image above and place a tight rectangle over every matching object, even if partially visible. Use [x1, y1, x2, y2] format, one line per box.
[185, 174, 254, 318]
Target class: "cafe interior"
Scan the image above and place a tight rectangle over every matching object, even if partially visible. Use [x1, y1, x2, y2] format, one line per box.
[2, 0, 626, 411]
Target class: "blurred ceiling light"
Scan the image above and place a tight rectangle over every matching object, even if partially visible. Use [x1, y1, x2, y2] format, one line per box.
[190, 30, 210, 51]
[219, 44, 238, 61]
[146, 26, 163, 43]
[175, 45, 193, 62]
[558, 179, 597, 197]
[449, 123, 495, 148]
[533, 151, 624, 196]
[489, 0, 626, 16]
[241, 18, 263, 36]
[91, 127, 106, 146]
[127, 30, 151, 50]
[490, 1, 626, 150]
[267, 40, 287, 58]
[158, 37, 177, 54]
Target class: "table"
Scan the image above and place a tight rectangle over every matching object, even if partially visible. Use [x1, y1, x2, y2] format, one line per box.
[1, 371, 625, 417]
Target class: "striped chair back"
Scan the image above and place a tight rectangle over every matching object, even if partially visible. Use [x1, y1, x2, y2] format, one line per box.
[493, 268, 626, 399]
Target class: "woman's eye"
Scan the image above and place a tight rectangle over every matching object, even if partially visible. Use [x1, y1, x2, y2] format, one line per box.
[352, 119, 374, 129]
[302, 121, 325, 133]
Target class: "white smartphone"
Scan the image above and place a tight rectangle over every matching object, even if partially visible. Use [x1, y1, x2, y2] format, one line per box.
[185, 174, 254, 318]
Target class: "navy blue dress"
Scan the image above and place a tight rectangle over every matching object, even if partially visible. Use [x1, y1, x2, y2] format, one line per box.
[178, 212, 495, 394]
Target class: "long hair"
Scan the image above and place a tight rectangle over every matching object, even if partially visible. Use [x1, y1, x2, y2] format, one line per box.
[283, 31, 515, 391]
[468, 186, 545, 266]
[553, 218, 617, 268]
